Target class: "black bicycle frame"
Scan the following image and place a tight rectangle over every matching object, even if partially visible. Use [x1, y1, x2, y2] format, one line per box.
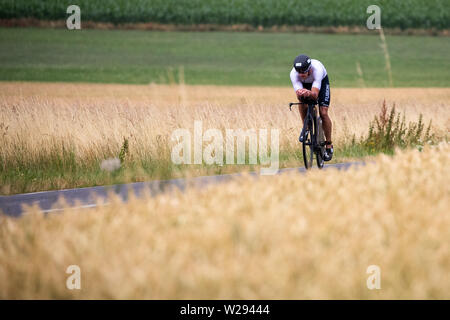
[289, 100, 319, 148]
[289, 99, 325, 168]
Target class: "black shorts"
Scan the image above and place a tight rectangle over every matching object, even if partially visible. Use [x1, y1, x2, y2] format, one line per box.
[302, 75, 331, 107]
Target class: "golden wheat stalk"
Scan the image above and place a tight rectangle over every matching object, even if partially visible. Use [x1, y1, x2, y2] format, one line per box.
[356, 61, 366, 88]
[379, 27, 393, 87]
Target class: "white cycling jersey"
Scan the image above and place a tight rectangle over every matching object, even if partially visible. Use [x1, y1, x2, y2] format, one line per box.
[290, 59, 328, 91]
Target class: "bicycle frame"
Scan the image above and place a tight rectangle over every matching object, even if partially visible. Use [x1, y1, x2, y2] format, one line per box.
[289, 100, 325, 169]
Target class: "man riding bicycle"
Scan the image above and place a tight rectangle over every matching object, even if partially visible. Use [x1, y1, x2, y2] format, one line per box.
[290, 54, 333, 161]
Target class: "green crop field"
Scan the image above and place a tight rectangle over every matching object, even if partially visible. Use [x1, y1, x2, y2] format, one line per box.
[0, 27, 449, 87]
[0, 0, 449, 29]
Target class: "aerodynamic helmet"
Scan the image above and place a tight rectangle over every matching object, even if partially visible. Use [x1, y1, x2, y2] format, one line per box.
[293, 54, 312, 73]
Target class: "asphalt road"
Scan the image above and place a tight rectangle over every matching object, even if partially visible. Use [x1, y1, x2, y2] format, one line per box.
[0, 162, 364, 217]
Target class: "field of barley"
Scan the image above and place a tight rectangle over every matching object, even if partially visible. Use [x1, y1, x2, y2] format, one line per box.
[0, 141, 448, 299]
[1, 82, 449, 195]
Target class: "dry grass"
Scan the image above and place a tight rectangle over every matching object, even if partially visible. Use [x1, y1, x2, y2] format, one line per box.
[1, 82, 449, 164]
[0, 142, 449, 299]
[1, 82, 449, 194]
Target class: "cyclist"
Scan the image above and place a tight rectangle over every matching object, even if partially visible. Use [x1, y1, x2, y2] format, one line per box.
[290, 54, 333, 161]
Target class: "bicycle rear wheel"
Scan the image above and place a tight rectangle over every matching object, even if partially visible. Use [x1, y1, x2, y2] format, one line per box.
[316, 117, 325, 169]
[302, 119, 314, 169]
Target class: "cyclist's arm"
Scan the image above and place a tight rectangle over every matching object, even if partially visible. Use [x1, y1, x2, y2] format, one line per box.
[307, 87, 320, 100]
[290, 68, 308, 101]
[290, 67, 303, 91]
[308, 67, 324, 100]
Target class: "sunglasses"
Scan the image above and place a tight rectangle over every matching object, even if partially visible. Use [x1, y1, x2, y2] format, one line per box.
[296, 67, 310, 75]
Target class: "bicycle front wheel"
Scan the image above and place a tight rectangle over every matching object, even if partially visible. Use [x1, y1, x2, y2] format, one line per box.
[316, 117, 325, 169]
[302, 119, 314, 169]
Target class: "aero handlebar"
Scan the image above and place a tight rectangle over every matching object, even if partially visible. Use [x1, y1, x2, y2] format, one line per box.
[289, 99, 318, 111]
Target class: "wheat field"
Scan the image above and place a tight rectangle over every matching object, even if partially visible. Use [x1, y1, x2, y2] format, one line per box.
[1, 82, 448, 194]
[1, 82, 449, 162]
[0, 142, 448, 299]
[0, 83, 449, 299]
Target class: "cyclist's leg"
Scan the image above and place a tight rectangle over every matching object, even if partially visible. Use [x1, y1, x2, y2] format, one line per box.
[317, 76, 333, 160]
[319, 106, 332, 146]
[319, 106, 333, 161]
[298, 103, 307, 123]
[298, 103, 309, 142]
[299, 83, 312, 124]
[317, 76, 332, 148]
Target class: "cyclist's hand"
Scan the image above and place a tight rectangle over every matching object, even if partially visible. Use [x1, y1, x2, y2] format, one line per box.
[296, 89, 308, 101]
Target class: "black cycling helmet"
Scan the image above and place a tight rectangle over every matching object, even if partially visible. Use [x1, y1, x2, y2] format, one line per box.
[293, 54, 312, 73]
